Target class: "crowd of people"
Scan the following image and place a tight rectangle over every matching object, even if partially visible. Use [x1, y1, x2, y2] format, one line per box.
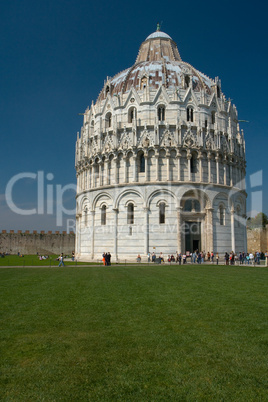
[138, 250, 268, 265]
[102, 252, 112, 266]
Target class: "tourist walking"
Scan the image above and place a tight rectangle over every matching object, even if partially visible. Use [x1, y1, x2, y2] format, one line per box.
[58, 253, 65, 267]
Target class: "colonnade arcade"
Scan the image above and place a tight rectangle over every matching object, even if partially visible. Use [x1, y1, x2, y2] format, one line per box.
[76, 187, 246, 260]
[77, 147, 245, 192]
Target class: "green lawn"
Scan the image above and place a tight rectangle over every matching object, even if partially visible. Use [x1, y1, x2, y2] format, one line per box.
[0, 265, 267, 401]
[0, 254, 101, 267]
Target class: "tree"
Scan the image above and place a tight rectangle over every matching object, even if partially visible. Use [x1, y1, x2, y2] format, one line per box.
[247, 213, 268, 228]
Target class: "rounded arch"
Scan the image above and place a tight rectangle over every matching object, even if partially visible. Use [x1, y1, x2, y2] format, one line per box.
[212, 191, 231, 211]
[180, 188, 211, 210]
[92, 192, 113, 211]
[99, 201, 109, 209]
[124, 199, 138, 208]
[147, 188, 177, 209]
[157, 104, 166, 121]
[105, 112, 112, 128]
[79, 195, 90, 212]
[115, 189, 144, 210]
[156, 199, 169, 208]
[128, 106, 137, 123]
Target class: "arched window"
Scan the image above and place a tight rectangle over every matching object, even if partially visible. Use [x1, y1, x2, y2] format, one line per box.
[128, 107, 136, 123]
[185, 75, 190, 88]
[106, 112, 112, 128]
[158, 106, 165, 121]
[101, 205, 106, 225]
[211, 111, 216, 124]
[139, 152, 145, 173]
[127, 203, 134, 225]
[217, 86, 221, 98]
[105, 85, 110, 96]
[184, 199, 201, 212]
[219, 205, 225, 226]
[159, 202, 165, 224]
[187, 107, 194, 122]
[190, 154, 198, 173]
[84, 207, 88, 226]
[140, 76, 147, 89]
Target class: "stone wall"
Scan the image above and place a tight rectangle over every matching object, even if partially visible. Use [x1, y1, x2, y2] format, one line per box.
[247, 225, 268, 253]
[0, 230, 75, 255]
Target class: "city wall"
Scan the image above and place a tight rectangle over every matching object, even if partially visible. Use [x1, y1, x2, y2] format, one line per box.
[247, 225, 268, 253]
[0, 226, 267, 256]
[0, 230, 75, 255]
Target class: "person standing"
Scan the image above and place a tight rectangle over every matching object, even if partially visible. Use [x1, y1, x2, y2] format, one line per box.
[265, 251, 268, 266]
[216, 252, 219, 265]
[58, 253, 65, 267]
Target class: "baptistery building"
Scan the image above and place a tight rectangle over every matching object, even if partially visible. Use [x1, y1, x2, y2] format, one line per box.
[75, 27, 247, 261]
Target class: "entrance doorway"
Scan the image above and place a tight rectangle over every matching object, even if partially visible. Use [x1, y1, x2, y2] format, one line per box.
[185, 221, 201, 253]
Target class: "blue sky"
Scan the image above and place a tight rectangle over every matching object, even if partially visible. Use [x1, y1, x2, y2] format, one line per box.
[0, 0, 267, 232]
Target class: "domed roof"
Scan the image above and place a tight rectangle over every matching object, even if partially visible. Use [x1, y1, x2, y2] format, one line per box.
[145, 30, 172, 40]
[97, 28, 214, 102]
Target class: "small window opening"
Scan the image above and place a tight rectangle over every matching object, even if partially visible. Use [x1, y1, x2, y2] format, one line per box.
[219, 206, 225, 226]
[159, 202, 165, 224]
[187, 107, 194, 122]
[128, 108, 136, 123]
[84, 208, 88, 226]
[127, 203, 134, 225]
[106, 112, 112, 128]
[139, 153, 145, 173]
[205, 119, 208, 128]
[217, 86, 221, 98]
[211, 111, 216, 124]
[101, 205, 106, 225]
[158, 106, 165, 121]
[185, 75, 190, 88]
[190, 155, 197, 173]
[140, 76, 147, 90]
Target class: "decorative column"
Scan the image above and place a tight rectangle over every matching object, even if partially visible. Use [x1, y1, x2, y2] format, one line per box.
[133, 156, 137, 182]
[207, 152, 211, 183]
[88, 166, 92, 189]
[90, 211, 95, 260]
[177, 151, 181, 181]
[198, 151, 202, 182]
[123, 156, 127, 183]
[114, 157, 118, 185]
[216, 153, 220, 184]
[176, 206, 182, 253]
[230, 163, 233, 186]
[105, 159, 109, 185]
[233, 161, 237, 186]
[166, 152, 170, 181]
[155, 151, 159, 181]
[223, 160, 227, 185]
[144, 153, 149, 181]
[91, 164, 96, 188]
[113, 208, 118, 262]
[187, 152, 191, 181]
[144, 207, 149, 256]
[99, 161, 103, 187]
[231, 207, 235, 252]
[206, 208, 214, 252]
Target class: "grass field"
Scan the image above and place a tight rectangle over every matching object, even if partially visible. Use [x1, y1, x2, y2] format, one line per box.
[0, 265, 267, 401]
[0, 254, 100, 267]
